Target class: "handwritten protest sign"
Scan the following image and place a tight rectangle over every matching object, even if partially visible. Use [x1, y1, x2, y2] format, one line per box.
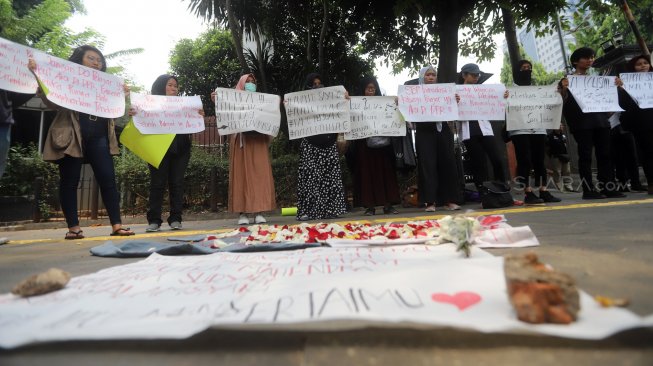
[0, 37, 38, 93]
[0, 245, 646, 349]
[567, 75, 623, 113]
[397, 83, 459, 122]
[119, 120, 175, 168]
[284, 86, 350, 139]
[456, 84, 506, 120]
[505, 86, 562, 130]
[214, 88, 281, 136]
[131, 93, 205, 134]
[619, 72, 653, 109]
[345, 96, 405, 140]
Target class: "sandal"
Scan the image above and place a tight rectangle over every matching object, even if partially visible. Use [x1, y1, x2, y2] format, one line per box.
[65, 230, 84, 240]
[110, 227, 135, 236]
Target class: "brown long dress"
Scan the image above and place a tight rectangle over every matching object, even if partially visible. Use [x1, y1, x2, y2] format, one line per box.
[228, 132, 276, 213]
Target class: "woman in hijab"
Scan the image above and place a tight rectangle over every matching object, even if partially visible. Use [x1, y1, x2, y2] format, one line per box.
[351, 76, 400, 216]
[296, 73, 347, 221]
[415, 65, 462, 212]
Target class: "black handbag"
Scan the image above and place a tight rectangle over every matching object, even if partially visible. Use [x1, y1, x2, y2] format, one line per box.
[479, 181, 513, 209]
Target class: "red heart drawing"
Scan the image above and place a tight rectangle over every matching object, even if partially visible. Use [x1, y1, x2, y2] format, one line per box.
[431, 292, 482, 311]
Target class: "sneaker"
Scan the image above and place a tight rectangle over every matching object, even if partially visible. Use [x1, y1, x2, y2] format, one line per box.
[0, 237, 8, 245]
[298, 214, 310, 221]
[524, 191, 545, 205]
[563, 183, 575, 193]
[254, 214, 267, 224]
[630, 183, 647, 192]
[145, 223, 161, 232]
[602, 190, 626, 198]
[445, 203, 461, 211]
[170, 221, 182, 230]
[364, 207, 376, 216]
[582, 191, 607, 200]
[425, 205, 436, 212]
[539, 190, 561, 203]
[383, 206, 399, 214]
[238, 214, 250, 225]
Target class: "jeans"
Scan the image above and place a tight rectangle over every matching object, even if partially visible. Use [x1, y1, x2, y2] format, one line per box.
[58, 135, 122, 227]
[147, 147, 190, 225]
[0, 124, 11, 178]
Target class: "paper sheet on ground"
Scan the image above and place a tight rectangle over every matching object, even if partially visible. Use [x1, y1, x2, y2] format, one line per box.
[0, 244, 648, 349]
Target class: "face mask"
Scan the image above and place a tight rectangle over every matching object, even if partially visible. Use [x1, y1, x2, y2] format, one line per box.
[244, 82, 256, 92]
[514, 69, 532, 86]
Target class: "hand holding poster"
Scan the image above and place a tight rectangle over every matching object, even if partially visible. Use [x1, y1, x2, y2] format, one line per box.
[505, 86, 562, 131]
[619, 72, 653, 109]
[397, 83, 459, 122]
[456, 84, 507, 121]
[131, 93, 205, 134]
[214, 88, 281, 136]
[345, 96, 405, 140]
[284, 86, 350, 139]
[566, 75, 623, 113]
[0, 37, 38, 93]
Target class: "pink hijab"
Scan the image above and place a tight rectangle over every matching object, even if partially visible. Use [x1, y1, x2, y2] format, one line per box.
[235, 73, 255, 90]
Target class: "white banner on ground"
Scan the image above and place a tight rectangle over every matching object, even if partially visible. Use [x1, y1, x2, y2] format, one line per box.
[345, 96, 405, 140]
[505, 86, 562, 131]
[0, 37, 38, 93]
[0, 245, 647, 348]
[214, 88, 281, 136]
[397, 84, 459, 122]
[567, 75, 623, 113]
[619, 72, 653, 109]
[284, 86, 350, 139]
[130, 93, 205, 134]
[456, 84, 506, 121]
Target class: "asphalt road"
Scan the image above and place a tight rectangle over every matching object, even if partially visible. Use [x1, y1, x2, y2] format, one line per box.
[1, 191, 652, 365]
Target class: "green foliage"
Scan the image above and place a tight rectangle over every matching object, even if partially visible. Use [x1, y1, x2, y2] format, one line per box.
[1, 0, 72, 44]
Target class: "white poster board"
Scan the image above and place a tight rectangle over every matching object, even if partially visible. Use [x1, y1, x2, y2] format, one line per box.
[456, 84, 506, 121]
[397, 84, 459, 122]
[284, 86, 350, 139]
[345, 96, 405, 140]
[130, 93, 205, 134]
[0, 37, 39, 93]
[0, 245, 648, 349]
[619, 72, 653, 109]
[567, 75, 623, 113]
[214, 88, 281, 136]
[505, 86, 563, 131]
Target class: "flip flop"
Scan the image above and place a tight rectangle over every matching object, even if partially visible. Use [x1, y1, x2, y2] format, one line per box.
[110, 227, 135, 236]
[65, 230, 84, 240]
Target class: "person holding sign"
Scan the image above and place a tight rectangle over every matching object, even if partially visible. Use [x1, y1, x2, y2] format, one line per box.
[414, 66, 462, 212]
[618, 54, 653, 195]
[28, 45, 134, 239]
[350, 76, 401, 215]
[137, 75, 204, 232]
[559, 47, 624, 199]
[211, 73, 276, 225]
[295, 73, 347, 221]
[508, 60, 561, 205]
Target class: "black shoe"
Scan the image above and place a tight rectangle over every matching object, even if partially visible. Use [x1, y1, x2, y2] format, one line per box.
[582, 191, 607, 199]
[602, 190, 626, 198]
[539, 190, 561, 203]
[524, 191, 545, 205]
[364, 207, 375, 216]
[630, 184, 647, 192]
[383, 206, 399, 214]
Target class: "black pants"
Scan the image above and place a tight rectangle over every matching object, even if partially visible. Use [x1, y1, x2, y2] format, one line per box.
[633, 129, 653, 185]
[415, 123, 462, 205]
[610, 126, 642, 187]
[511, 134, 547, 189]
[572, 128, 615, 193]
[147, 148, 190, 225]
[463, 135, 507, 189]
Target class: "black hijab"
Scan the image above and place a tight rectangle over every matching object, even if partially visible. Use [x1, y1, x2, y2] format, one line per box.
[304, 73, 322, 90]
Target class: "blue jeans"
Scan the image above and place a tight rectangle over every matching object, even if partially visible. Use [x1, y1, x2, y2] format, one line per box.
[0, 124, 10, 178]
[58, 136, 122, 227]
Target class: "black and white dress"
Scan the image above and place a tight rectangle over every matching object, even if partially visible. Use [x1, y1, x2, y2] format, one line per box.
[296, 139, 347, 220]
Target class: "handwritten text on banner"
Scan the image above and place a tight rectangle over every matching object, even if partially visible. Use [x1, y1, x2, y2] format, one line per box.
[345, 96, 405, 140]
[456, 84, 506, 121]
[131, 93, 205, 134]
[567, 75, 623, 113]
[398, 83, 459, 122]
[214, 88, 281, 136]
[0, 37, 38, 94]
[619, 72, 653, 109]
[284, 86, 350, 139]
[505, 86, 562, 131]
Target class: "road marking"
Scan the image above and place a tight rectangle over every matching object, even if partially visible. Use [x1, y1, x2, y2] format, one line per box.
[6, 198, 653, 245]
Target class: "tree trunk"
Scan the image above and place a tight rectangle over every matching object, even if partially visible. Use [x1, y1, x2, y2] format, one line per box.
[306, 11, 312, 65]
[225, 0, 248, 73]
[436, 15, 461, 83]
[253, 29, 269, 92]
[501, 7, 521, 81]
[318, 0, 329, 76]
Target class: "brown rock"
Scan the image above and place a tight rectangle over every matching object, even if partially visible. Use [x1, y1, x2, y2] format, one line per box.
[504, 253, 579, 324]
[11, 268, 71, 297]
